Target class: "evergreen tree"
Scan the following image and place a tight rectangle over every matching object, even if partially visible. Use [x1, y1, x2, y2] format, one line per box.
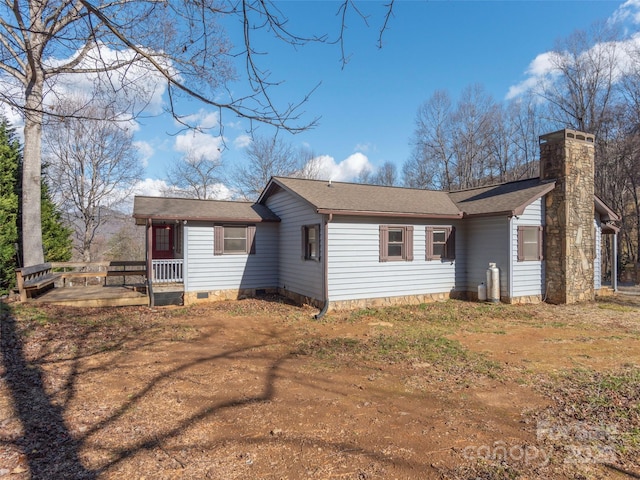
[41, 167, 72, 263]
[0, 118, 20, 295]
[0, 117, 71, 295]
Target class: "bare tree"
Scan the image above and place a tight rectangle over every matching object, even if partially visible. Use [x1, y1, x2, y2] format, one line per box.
[538, 23, 620, 137]
[232, 135, 321, 200]
[405, 86, 499, 190]
[405, 90, 455, 189]
[0, 1, 395, 266]
[164, 150, 225, 200]
[44, 101, 143, 262]
[370, 161, 397, 186]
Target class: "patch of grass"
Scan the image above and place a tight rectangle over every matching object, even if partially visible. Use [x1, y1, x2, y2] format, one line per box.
[598, 303, 636, 313]
[298, 320, 501, 378]
[539, 366, 640, 466]
[12, 304, 55, 325]
[296, 337, 363, 359]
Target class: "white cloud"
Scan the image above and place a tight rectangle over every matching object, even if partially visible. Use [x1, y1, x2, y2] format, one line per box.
[134, 141, 154, 168]
[611, 0, 640, 25]
[354, 142, 373, 153]
[233, 134, 252, 149]
[45, 42, 169, 116]
[305, 152, 374, 181]
[506, 52, 556, 100]
[506, 0, 640, 101]
[133, 178, 170, 197]
[178, 109, 220, 130]
[174, 130, 224, 162]
[212, 183, 233, 200]
[506, 36, 640, 101]
[171, 109, 224, 161]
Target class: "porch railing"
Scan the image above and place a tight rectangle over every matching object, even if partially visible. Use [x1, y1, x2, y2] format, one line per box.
[152, 259, 184, 283]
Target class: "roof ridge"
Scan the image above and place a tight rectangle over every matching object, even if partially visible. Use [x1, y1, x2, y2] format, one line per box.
[447, 176, 543, 194]
[273, 176, 446, 194]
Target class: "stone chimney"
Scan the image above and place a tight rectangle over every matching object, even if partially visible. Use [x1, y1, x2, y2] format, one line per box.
[540, 129, 595, 304]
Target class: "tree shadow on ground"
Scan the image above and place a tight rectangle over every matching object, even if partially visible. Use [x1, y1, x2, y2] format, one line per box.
[0, 304, 97, 479]
[0, 302, 441, 478]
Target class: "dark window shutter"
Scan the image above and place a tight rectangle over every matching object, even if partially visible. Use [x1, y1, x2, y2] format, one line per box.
[517, 225, 524, 262]
[537, 225, 543, 261]
[379, 225, 388, 262]
[425, 226, 434, 261]
[447, 226, 456, 260]
[315, 224, 321, 261]
[247, 225, 256, 254]
[214, 225, 224, 255]
[301, 225, 306, 259]
[405, 226, 414, 261]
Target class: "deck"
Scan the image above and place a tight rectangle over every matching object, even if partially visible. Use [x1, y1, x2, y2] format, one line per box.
[17, 260, 186, 308]
[32, 285, 150, 308]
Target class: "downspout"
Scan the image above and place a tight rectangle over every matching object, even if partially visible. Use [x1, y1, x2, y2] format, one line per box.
[314, 213, 332, 319]
[146, 219, 154, 307]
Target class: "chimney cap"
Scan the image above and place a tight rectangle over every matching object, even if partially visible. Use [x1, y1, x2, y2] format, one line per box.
[539, 129, 594, 145]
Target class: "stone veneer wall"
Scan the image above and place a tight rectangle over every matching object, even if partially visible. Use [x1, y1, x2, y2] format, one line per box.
[540, 129, 595, 304]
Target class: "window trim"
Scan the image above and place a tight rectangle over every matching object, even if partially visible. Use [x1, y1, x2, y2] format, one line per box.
[302, 224, 321, 261]
[214, 225, 256, 255]
[517, 225, 543, 262]
[379, 225, 413, 262]
[426, 226, 456, 261]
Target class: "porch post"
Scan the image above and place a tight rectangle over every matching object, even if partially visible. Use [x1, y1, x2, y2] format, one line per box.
[147, 219, 154, 307]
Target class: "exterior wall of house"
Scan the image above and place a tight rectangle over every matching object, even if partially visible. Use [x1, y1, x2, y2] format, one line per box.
[510, 198, 545, 302]
[594, 218, 602, 290]
[463, 215, 511, 299]
[326, 216, 464, 307]
[182, 221, 279, 302]
[264, 189, 324, 304]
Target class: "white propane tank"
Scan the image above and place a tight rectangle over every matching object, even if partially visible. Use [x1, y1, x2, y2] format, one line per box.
[477, 282, 487, 302]
[486, 263, 500, 303]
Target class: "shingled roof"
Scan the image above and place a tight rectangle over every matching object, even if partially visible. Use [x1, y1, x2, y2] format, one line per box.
[133, 196, 280, 225]
[448, 178, 556, 217]
[258, 177, 463, 218]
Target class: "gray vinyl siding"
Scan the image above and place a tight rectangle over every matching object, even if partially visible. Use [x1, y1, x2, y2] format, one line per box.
[265, 190, 324, 301]
[327, 217, 464, 302]
[184, 221, 278, 292]
[511, 199, 545, 298]
[464, 216, 511, 298]
[594, 217, 602, 290]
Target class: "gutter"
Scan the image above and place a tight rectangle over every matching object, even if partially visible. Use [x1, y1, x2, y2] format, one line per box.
[316, 209, 462, 219]
[314, 213, 332, 320]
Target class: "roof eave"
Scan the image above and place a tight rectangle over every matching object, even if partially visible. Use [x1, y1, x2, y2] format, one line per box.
[258, 177, 320, 211]
[133, 214, 280, 224]
[316, 209, 463, 219]
[594, 195, 620, 222]
[462, 210, 515, 219]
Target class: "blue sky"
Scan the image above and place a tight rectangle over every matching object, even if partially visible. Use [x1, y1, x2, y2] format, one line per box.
[136, 0, 634, 196]
[48, 1, 640, 198]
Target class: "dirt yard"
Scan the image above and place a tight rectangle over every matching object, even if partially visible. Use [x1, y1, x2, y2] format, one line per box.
[1, 294, 639, 479]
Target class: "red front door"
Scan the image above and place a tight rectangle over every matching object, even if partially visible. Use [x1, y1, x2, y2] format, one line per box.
[152, 225, 173, 259]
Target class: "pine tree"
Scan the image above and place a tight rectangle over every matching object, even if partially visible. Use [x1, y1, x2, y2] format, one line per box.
[0, 117, 71, 295]
[0, 118, 21, 294]
[41, 168, 72, 263]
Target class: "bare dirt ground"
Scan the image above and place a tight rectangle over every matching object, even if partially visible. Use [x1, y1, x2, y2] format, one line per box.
[1, 294, 639, 479]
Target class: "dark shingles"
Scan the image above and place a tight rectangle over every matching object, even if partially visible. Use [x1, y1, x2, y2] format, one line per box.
[133, 196, 280, 224]
[267, 177, 462, 217]
[448, 178, 556, 217]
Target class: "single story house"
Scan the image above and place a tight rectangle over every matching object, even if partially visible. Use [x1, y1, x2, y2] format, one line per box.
[133, 129, 619, 310]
